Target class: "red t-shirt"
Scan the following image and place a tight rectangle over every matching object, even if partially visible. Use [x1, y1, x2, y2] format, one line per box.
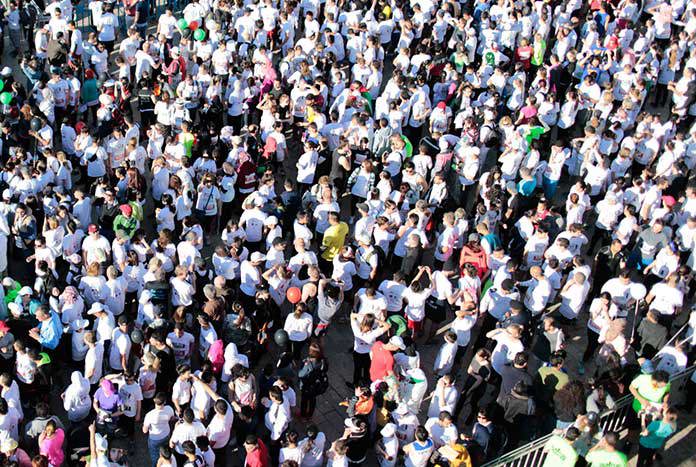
[245, 440, 270, 467]
[369, 341, 394, 382]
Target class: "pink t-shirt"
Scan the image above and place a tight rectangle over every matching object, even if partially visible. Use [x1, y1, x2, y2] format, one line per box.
[40, 429, 65, 467]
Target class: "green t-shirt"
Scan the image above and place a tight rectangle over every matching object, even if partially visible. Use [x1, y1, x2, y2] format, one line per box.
[543, 435, 578, 467]
[630, 374, 670, 412]
[586, 448, 628, 467]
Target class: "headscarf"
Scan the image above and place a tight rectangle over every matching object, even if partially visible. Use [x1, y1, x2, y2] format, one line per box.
[63, 371, 91, 420]
[221, 342, 249, 382]
[208, 339, 224, 375]
[60, 286, 79, 305]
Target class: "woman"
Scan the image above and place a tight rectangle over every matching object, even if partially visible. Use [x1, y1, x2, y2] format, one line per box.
[298, 342, 327, 420]
[284, 303, 314, 363]
[458, 348, 494, 424]
[553, 380, 586, 430]
[581, 292, 618, 372]
[349, 313, 390, 387]
[38, 421, 65, 467]
[228, 363, 257, 416]
[62, 371, 91, 423]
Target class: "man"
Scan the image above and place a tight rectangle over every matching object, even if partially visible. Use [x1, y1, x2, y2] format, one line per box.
[518, 265, 552, 316]
[83, 331, 104, 389]
[28, 305, 62, 353]
[497, 352, 533, 404]
[633, 310, 668, 359]
[534, 351, 569, 409]
[629, 370, 671, 414]
[592, 239, 626, 295]
[109, 315, 131, 372]
[542, 427, 580, 467]
[143, 392, 176, 467]
[320, 212, 349, 272]
[243, 434, 269, 467]
[369, 335, 404, 382]
[424, 411, 458, 448]
[586, 432, 628, 467]
[0, 321, 15, 374]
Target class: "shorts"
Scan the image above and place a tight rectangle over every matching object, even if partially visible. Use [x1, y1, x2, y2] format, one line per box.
[425, 297, 448, 323]
[407, 318, 423, 334]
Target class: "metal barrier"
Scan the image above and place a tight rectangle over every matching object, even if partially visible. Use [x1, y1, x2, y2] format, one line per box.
[481, 365, 696, 467]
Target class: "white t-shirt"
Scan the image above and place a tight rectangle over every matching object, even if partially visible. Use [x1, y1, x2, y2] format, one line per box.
[379, 280, 407, 312]
[143, 405, 176, 441]
[403, 288, 431, 322]
[167, 331, 195, 364]
[85, 343, 104, 384]
[109, 328, 131, 370]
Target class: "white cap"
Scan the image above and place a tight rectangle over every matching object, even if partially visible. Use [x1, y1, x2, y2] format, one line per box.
[388, 336, 406, 350]
[94, 433, 108, 452]
[1, 190, 10, 200]
[87, 303, 105, 315]
[19, 286, 32, 295]
[395, 403, 410, 415]
[139, 290, 152, 304]
[380, 423, 396, 437]
[250, 252, 266, 262]
[7, 303, 20, 318]
[264, 216, 278, 226]
[2, 277, 14, 287]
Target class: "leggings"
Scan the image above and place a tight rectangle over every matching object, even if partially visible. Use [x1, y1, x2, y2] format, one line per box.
[352, 351, 371, 386]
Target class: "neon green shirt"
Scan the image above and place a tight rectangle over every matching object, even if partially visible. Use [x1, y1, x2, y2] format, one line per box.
[586, 448, 628, 467]
[543, 435, 578, 467]
[630, 374, 670, 412]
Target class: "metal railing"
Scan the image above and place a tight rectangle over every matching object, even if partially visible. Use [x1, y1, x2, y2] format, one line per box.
[482, 364, 696, 467]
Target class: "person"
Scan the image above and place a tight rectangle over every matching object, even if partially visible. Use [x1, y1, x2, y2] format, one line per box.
[143, 392, 176, 467]
[629, 371, 671, 415]
[298, 342, 327, 420]
[638, 406, 677, 467]
[244, 434, 270, 467]
[586, 432, 628, 467]
[542, 428, 580, 467]
[37, 420, 65, 467]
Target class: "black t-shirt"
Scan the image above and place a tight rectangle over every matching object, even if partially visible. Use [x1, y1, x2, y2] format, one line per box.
[346, 430, 370, 463]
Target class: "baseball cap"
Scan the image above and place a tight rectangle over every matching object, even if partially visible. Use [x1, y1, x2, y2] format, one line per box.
[250, 252, 266, 262]
[0, 321, 9, 333]
[388, 335, 406, 350]
[661, 195, 676, 207]
[88, 303, 105, 315]
[19, 286, 32, 296]
[119, 204, 133, 216]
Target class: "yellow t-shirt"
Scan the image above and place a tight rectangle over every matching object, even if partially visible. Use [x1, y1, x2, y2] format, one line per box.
[321, 222, 349, 260]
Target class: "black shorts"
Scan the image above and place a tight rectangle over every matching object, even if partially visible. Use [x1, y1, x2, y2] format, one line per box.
[425, 296, 448, 323]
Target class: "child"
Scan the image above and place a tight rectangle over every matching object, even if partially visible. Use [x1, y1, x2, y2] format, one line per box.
[171, 364, 192, 417]
[433, 331, 458, 376]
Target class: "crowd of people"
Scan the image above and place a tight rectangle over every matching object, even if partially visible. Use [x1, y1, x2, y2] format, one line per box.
[0, 0, 694, 465]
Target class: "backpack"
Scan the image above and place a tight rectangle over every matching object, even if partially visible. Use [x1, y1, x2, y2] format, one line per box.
[301, 358, 329, 396]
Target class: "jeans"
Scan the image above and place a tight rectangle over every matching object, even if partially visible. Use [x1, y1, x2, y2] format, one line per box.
[148, 437, 167, 466]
